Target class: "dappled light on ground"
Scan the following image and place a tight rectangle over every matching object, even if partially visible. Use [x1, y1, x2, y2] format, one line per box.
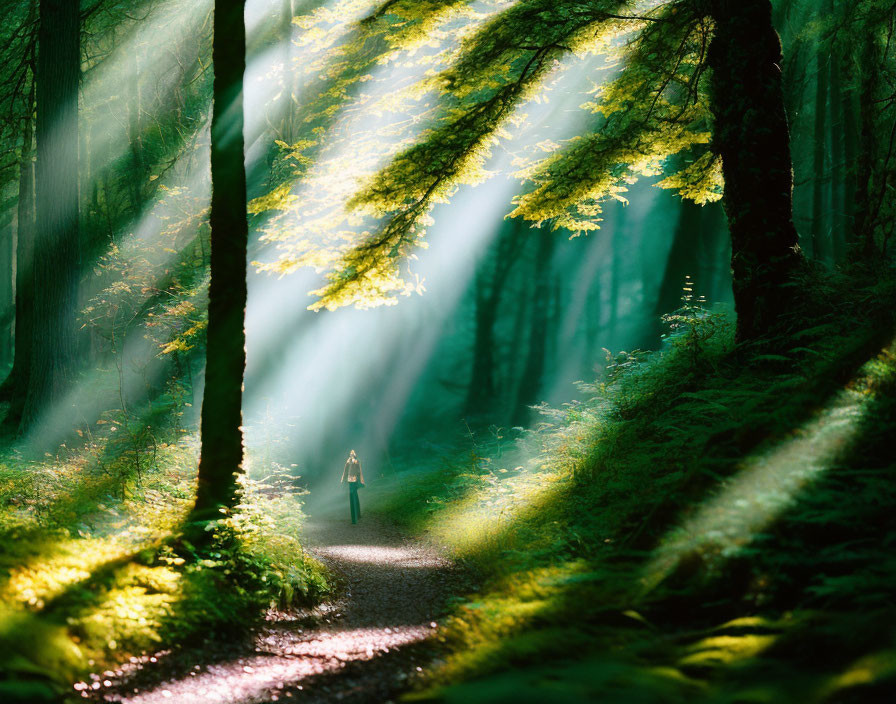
[104, 625, 432, 703]
[84, 515, 461, 703]
[313, 544, 449, 569]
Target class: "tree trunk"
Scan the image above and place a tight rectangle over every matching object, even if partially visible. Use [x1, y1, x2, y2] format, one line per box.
[0, 227, 13, 371]
[708, 0, 804, 342]
[464, 222, 521, 417]
[828, 0, 846, 261]
[0, 84, 35, 418]
[21, 0, 81, 437]
[810, 33, 829, 261]
[512, 230, 553, 427]
[192, 0, 249, 521]
[840, 46, 858, 257]
[851, 29, 877, 257]
[465, 281, 497, 415]
[0, 4, 37, 420]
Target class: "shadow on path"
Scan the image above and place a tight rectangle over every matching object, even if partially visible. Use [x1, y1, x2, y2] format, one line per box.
[82, 515, 464, 703]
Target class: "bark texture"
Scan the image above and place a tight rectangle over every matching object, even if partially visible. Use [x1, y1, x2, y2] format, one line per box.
[810, 31, 829, 261]
[707, 0, 803, 342]
[0, 58, 36, 422]
[21, 0, 80, 436]
[852, 30, 878, 256]
[192, 0, 249, 520]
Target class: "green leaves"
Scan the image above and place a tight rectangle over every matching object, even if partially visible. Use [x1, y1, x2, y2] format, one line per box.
[311, 0, 635, 307]
[257, 0, 726, 309]
[512, 2, 717, 231]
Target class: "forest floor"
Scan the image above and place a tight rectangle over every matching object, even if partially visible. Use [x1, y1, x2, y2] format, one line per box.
[80, 513, 463, 704]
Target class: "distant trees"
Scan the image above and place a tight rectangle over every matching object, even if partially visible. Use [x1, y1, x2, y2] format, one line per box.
[21, 0, 82, 434]
[779, 0, 895, 264]
[191, 0, 249, 521]
[512, 229, 556, 426]
[465, 220, 523, 417]
[0, 0, 215, 439]
[0, 0, 37, 430]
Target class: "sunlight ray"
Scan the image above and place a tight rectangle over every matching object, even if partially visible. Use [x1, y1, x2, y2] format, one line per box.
[640, 351, 888, 595]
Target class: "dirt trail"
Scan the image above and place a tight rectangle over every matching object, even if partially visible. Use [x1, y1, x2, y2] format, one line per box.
[84, 515, 461, 704]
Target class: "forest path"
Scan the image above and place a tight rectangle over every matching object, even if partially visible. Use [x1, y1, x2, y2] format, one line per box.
[87, 514, 461, 704]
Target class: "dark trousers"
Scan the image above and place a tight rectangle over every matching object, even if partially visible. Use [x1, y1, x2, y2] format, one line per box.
[349, 484, 361, 524]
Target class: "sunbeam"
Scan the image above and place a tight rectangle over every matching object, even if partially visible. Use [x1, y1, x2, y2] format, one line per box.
[640, 347, 891, 595]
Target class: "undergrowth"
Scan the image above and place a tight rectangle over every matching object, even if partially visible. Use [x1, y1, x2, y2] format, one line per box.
[0, 432, 330, 703]
[374, 272, 896, 703]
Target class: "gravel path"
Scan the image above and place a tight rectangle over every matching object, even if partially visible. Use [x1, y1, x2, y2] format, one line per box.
[80, 515, 461, 704]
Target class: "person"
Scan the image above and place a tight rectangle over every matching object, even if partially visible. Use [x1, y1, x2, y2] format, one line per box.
[340, 449, 365, 524]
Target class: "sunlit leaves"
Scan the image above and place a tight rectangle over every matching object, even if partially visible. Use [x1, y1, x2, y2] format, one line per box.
[253, 0, 502, 309]
[655, 151, 722, 204]
[310, 0, 636, 308]
[81, 183, 210, 358]
[257, 0, 727, 309]
[511, 3, 716, 231]
[249, 181, 299, 214]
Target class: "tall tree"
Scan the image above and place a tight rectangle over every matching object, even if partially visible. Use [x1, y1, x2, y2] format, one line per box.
[827, 0, 847, 260]
[705, 0, 803, 340]
[191, 0, 249, 521]
[0, 51, 36, 428]
[852, 27, 879, 256]
[21, 0, 81, 435]
[0, 1, 37, 427]
[512, 229, 554, 426]
[839, 43, 859, 256]
[810, 20, 830, 261]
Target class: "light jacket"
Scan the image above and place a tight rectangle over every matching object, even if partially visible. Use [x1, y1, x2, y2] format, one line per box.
[341, 458, 364, 484]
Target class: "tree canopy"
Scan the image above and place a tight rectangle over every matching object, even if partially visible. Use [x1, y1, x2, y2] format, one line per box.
[252, 1, 733, 312]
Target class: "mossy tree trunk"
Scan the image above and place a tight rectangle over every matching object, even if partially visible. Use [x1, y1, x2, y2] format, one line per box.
[707, 0, 804, 342]
[21, 0, 81, 437]
[192, 0, 249, 522]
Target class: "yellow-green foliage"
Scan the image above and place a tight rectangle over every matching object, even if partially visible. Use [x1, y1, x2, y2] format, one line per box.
[512, 3, 720, 231]
[251, 0, 482, 311]
[254, 0, 728, 312]
[0, 434, 329, 700]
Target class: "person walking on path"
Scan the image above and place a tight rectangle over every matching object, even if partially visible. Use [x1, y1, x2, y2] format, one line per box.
[341, 449, 365, 524]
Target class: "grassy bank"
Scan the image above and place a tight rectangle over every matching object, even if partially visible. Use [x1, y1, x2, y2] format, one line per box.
[372, 272, 896, 703]
[0, 433, 330, 703]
